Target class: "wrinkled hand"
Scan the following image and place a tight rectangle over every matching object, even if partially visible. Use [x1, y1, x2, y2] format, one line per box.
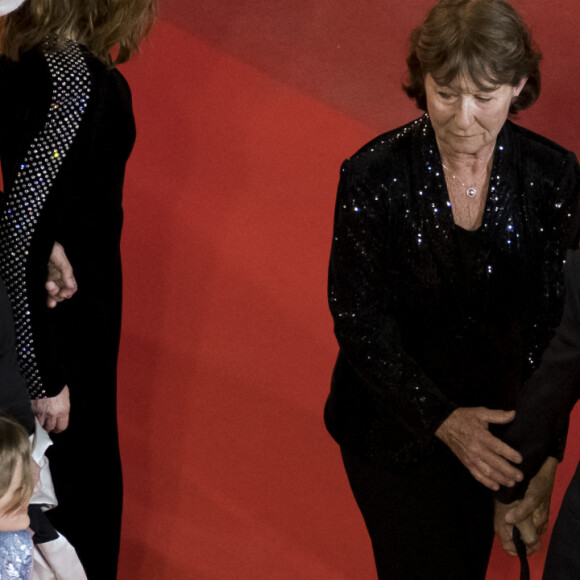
[31, 386, 70, 433]
[435, 407, 523, 490]
[495, 502, 540, 556]
[46, 241, 77, 308]
[495, 457, 557, 556]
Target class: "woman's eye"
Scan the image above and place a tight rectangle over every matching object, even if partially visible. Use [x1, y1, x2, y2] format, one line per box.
[438, 92, 453, 100]
[476, 96, 492, 103]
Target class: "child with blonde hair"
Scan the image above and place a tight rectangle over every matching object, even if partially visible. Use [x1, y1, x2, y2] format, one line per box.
[0, 415, 34, 579]
[0, 416, 87, 580]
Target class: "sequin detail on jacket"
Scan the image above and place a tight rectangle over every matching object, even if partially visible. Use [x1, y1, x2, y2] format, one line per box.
[0, 40, 90, 398]
[325, 115, 580, 465]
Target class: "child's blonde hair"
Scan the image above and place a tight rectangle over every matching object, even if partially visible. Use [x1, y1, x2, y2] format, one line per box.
[0, 416, 32, 514]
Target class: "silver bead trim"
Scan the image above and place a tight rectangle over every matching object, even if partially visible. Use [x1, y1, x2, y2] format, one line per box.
[0, 40, 91, 398]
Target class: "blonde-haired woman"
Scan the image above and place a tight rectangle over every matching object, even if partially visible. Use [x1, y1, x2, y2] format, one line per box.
[0, 1, 157, 577]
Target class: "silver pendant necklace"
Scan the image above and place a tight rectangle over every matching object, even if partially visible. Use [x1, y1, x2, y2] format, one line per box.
[441, 163, 478, 198]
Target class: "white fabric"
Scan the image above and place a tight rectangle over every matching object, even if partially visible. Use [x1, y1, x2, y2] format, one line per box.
[0, 0, 25, 15]
[31, 533, 88, 580]
[29, 420, 57, 510]
[28, 421, 87, 579]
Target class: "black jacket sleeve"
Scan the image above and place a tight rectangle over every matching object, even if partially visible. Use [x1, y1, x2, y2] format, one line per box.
[329, 159, 457, 444]
[496, 249, 580, 503]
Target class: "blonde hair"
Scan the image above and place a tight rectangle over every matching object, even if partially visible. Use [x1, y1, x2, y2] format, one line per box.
[0, 416, 32, 515]
[0, 0, 158, 65]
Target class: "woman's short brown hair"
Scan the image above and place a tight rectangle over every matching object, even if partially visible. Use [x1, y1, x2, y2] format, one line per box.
[0, 0, 158, 65]
[0, 416, 32, 515]
[404, 0, 541, 114]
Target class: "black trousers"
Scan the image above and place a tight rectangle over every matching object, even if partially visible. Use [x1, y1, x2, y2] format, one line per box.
[341, 445, 495, 580]
[543, 460, 580, 580]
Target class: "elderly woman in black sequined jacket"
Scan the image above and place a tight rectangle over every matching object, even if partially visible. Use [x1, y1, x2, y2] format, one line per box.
[324, 1, 580, 578]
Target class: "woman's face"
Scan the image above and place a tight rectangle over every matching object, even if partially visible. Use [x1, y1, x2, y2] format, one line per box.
[0, 460, 30, 532]
[425, 73, 527, 157]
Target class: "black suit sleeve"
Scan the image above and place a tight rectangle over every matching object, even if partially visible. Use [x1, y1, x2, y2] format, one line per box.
[496, 249, 580, 503]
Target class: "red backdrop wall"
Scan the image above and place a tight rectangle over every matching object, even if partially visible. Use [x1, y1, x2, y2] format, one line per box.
[116, 1, 580, 578]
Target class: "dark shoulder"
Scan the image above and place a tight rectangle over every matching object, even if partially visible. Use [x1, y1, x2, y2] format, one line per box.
[506, 120, 578, 169]
[0, 46, 47, 75]
[31, 42, 132, 108]
[80, 48, 132, 97]
[0, 48, 51, 105]
[0, 49, 52, 148]
[506, 122, 580, 234]
[77, 50, 134, 127]
[349, 116, 428, 164]
[342, 116, 430, 181]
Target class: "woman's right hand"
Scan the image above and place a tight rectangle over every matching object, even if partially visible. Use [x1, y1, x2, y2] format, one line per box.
[435, 407, 524, 490]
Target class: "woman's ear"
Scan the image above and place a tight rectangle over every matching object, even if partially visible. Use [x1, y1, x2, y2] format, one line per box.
[514, 77, 528, 98]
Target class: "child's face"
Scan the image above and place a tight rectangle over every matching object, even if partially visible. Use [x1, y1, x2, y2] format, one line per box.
[0, 460, 30, 531]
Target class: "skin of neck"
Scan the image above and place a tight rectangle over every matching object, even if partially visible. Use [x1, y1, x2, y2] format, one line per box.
[437, 137, 495, 178]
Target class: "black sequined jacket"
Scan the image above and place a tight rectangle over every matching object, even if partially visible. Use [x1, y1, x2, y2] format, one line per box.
[324, 114, 580, 466]
[0, 41, 135, 399]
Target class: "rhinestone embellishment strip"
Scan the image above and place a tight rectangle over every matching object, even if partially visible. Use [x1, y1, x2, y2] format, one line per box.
[0, 41, 91, 398]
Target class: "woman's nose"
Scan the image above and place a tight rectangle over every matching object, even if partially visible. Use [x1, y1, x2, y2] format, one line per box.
[454, 97, 475, 129]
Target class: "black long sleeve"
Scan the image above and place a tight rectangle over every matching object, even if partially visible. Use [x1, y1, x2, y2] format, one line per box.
[497, 249, 580, 503]
[328, 158, 458, 444]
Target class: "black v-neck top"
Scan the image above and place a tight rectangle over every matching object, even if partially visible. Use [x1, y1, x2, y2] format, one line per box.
[454, 224, 480, 272]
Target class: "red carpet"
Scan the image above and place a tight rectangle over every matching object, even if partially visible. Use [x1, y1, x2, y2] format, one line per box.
[114, 2, 580, 578]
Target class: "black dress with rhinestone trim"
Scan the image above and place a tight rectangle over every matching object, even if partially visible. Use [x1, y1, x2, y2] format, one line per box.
[324, 115, 580, 579]
[0, 40, 135, 579]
